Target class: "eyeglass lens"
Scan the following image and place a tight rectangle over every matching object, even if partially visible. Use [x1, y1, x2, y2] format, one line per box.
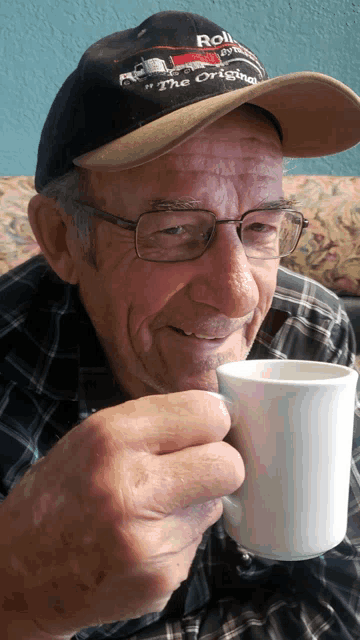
[135, 210, 303, 262]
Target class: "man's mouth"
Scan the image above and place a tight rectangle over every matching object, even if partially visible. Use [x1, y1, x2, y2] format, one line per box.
[169, 326, 230, 341]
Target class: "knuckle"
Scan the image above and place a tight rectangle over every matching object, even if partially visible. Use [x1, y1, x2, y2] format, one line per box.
[207, 497, 224, 523]
[158, 390, 231, 430]
[189, 499, 224, 529]
[200, 391, 232, 434]
[214, 441, 245, 490]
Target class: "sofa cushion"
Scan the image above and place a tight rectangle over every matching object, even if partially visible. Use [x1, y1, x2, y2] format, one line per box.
[281, 176, 360, 296]
[0, 176, 40, 274]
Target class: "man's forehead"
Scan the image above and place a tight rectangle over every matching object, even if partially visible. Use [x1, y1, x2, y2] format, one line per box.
[149, 117, 283, 185]
[80, 157, 282, 204]
[164, 152, 283, 179]
[81, 114, 282, 194]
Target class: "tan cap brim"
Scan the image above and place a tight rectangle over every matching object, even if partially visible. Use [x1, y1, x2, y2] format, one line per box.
[74, 71, 360, 171]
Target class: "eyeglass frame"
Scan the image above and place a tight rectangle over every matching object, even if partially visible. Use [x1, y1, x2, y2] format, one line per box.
[73, 200, 309, 263]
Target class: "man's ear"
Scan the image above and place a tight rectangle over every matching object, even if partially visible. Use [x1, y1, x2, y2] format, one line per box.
[28, 194, 79, 284]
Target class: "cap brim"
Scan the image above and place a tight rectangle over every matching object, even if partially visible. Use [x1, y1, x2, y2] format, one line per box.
[74, 71, 360, 171]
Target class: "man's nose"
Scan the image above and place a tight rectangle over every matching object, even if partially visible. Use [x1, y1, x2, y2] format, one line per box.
[187, 225, 259, 318]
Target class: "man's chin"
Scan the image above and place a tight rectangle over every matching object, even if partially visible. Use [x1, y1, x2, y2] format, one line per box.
[122, 346, 251, 397]
[159, 350, 251, 394]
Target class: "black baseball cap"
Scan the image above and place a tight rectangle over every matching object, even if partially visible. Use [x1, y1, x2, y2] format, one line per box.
[35, 10, 360, 192]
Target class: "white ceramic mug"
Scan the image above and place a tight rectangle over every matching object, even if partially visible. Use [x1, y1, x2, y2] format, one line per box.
[215, 359, 358, 561]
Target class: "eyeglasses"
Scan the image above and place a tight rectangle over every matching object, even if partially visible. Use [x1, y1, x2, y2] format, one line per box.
[74, 201, 309, 263]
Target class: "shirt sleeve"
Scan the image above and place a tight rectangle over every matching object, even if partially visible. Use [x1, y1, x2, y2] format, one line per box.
[0, 374, 74, 502]
[0, 377, 38, 501]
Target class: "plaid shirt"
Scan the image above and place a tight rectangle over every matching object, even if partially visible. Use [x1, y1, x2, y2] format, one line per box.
[1, 254, 360, 639]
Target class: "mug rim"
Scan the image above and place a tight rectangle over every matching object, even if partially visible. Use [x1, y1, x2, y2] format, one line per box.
[216, 359, 358, 385]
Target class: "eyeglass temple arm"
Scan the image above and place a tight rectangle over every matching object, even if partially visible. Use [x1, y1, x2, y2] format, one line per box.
[75, 201, 137, 231]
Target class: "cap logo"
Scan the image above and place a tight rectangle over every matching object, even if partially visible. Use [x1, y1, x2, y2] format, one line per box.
[118, 32, 265, 96]
[197, 31, 236, 47]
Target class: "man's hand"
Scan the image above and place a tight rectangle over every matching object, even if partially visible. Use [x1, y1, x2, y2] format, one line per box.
[0, 391, 244, 637]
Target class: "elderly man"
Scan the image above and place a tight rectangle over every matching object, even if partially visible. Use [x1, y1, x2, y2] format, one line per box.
[1, 10, 360, 639]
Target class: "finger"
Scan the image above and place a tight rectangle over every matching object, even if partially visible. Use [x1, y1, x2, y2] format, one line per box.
[150, 441, 245, 513]
[100, 390, 232, 454]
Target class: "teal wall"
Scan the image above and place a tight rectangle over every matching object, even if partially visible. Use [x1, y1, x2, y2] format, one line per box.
[2, 0, 359, 176]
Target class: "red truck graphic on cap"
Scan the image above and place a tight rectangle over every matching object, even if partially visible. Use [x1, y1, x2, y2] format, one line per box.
[119, 51, 221, 85]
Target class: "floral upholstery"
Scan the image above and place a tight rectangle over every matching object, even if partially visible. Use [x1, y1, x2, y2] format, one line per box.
[281, 176, 360, 296]
[0, 176, 41, 274]
[1, 175, 360, 293]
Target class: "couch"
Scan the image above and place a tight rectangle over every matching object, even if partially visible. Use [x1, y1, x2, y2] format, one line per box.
[1, 175, 359, 360]
[280, 176, 360, 357]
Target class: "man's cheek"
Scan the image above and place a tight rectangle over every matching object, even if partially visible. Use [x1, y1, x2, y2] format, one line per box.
[95, 232, 136, 273]
[136, 324, 155, 353]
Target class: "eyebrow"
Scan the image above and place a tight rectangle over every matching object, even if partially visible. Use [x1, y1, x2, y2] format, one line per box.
[252, 197, 298, 210]
[148, 198, 202, 211]
[148, 197, 298, 212]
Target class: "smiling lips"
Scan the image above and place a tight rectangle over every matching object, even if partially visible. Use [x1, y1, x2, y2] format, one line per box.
[167, 311, 255, 342]
[171, 326, 231, 340]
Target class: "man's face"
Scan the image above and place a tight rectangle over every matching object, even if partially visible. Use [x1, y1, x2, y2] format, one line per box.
[68, 108, 283, 398]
